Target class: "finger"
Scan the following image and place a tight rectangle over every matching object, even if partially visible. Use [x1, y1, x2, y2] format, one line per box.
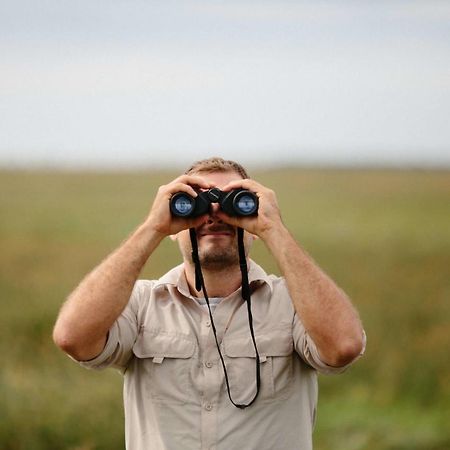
[215, 210, 253, 229]
[186, 214, 210, 229]
[175, 174, 213, 190]
[221, 178, 261, 192]
[170, 214, 210, 234]
[165, 182, 199, 198]
[170, 214, 207, 232]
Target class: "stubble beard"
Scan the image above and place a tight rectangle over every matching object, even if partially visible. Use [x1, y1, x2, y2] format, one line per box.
[197, 243, 239, 271]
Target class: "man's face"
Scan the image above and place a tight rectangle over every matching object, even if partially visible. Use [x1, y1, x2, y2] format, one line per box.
[174, 170, 255, 270]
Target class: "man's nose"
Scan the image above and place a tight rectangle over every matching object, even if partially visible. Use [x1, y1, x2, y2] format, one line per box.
[206, 203, 222, 223]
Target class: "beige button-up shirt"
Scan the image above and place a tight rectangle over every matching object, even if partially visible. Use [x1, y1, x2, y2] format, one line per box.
[78, 261, 364, 450]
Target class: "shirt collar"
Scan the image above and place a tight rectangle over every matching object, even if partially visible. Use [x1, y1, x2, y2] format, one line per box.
[247, 259, 274, 291]
[153, 260, 273, 297]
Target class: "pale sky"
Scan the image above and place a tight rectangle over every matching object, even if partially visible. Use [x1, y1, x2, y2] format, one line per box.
[1, 0, 449, 168]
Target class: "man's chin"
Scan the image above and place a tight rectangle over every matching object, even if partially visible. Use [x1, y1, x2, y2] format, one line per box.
[198, 251, 239, 270]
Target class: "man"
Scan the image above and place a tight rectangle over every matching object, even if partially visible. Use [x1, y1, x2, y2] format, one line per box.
[53, 157, 365, 450]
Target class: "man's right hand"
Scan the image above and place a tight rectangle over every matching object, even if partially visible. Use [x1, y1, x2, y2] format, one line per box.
[145, 174, 213, 237]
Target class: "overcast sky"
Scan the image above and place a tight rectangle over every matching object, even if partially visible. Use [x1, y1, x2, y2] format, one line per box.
[1, 0, 449, 169]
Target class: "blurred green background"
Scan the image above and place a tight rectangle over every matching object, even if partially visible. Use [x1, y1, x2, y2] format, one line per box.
[1, 168, 449, 450]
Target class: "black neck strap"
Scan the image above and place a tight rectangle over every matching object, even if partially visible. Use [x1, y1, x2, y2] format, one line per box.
[189, 228, 203, 292]
[237, 227, 251, 301]
[189, 227, 261, 409]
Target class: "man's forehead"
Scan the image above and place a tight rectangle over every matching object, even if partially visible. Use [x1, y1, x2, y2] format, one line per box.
[191, 170, 244, 187]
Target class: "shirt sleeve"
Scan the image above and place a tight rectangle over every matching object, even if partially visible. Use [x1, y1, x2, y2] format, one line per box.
[72, 281, 149, 372]
[293, 312, 366, 375]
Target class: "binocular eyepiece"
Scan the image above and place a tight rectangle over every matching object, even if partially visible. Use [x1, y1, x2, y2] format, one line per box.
[170, 188, 258, 218]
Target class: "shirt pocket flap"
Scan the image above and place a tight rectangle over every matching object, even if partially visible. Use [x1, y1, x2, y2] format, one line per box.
[133, 330, 196, 359]
[223, 332, 293, 358]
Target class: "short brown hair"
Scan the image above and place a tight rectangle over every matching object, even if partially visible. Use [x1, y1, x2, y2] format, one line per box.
[184, 157, 249, 179]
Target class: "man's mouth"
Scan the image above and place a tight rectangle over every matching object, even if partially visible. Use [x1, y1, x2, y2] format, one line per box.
[198, 226, 235, 237]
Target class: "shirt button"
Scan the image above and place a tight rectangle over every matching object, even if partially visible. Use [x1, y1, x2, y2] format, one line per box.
[205, 361, 213, 368]
[205, 320, 211, 327]
[205, 403, 213, 411]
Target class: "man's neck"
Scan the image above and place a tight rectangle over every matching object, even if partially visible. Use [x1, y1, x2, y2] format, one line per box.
[184, 261, 243, 298]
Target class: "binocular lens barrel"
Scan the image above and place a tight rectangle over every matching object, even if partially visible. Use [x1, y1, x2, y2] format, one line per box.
[170, 193, 195, 216]
[234, 194, 257, 215]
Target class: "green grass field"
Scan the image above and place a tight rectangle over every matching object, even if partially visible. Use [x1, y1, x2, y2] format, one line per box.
[1, 168, 449, 450]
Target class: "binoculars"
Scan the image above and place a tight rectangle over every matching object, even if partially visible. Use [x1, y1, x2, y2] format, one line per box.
[170, 188, 258, 218]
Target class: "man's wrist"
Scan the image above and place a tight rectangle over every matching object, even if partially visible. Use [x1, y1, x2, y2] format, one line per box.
[135, 220, 167, 248]
[259, 220, 289, 246]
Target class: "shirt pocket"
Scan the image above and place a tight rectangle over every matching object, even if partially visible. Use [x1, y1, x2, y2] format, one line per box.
[222, 331, 293, 404]
[132, 329, 197, 405]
